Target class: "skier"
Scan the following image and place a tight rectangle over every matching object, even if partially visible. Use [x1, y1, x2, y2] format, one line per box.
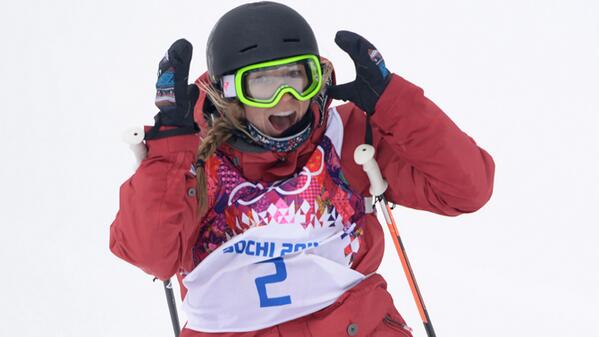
[110, 2, 495, 336]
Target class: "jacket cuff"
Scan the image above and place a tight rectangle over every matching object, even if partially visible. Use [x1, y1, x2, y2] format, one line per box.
[370, 74, 436, 141]
[143, 125, 200, 156]
[370, 74, 413, 126]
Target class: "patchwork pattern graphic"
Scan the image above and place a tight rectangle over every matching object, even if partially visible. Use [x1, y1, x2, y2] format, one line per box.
[192, 136, 366, 266]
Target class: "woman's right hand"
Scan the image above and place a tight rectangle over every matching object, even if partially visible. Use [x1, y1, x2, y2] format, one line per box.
[146, 39, 199, 140]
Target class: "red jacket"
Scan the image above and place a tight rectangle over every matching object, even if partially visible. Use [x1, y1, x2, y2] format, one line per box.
[109, 73, 494, 285]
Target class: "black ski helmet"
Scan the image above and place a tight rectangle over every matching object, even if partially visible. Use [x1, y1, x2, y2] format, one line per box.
[206, 1, 319, 83]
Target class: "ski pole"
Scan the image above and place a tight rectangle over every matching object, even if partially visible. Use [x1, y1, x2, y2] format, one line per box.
[161, 279, 181, 337]
[354, 144, 437, 337]
[123, 127, 181, 337]
[122, 127, 147, 169]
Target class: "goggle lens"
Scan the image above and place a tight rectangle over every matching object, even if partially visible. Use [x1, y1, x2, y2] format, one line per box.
[244, 62, 310, 100]
[222, 55, 322, 108]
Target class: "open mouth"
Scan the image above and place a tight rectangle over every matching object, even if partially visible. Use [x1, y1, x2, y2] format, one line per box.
[268, 111, 297, 132]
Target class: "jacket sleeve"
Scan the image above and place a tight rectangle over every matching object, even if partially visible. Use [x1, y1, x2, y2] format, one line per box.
[109, 128, 201, 280]
[338, 74, 495, 216]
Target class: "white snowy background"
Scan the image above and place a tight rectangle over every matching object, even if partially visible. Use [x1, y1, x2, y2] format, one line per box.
[1, 0, 598, 336]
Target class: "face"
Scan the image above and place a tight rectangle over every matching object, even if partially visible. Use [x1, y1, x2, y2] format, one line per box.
[242, 63, 311, 137]
[243, 94, 310, 137]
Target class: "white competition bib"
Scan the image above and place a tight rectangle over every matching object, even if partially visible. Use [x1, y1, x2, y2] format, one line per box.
[183, 221, 365, 332]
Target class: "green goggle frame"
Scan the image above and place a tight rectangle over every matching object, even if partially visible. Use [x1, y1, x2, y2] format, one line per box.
[223, 54, 322, 109]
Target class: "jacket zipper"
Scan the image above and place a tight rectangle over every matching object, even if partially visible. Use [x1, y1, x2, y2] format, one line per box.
[383, 315, 413, 333]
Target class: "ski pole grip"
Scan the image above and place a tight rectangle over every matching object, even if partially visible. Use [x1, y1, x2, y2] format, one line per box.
[354, 144, 388, 196]
[122, 127, 147, 168]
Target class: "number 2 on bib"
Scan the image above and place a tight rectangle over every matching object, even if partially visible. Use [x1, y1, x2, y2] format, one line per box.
[255, 257, 292, 307]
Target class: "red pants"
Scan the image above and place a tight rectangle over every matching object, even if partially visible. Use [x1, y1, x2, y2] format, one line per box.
[180, 274, 413, 337]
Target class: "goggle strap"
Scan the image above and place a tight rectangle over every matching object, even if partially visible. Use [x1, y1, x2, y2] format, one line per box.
[221, 74, 237, 98]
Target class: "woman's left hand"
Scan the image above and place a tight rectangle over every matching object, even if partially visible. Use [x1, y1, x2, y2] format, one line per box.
[327, 30, 391, 115]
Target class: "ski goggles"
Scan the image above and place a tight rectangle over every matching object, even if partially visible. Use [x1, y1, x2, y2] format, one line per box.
[221, 54, 322, 108]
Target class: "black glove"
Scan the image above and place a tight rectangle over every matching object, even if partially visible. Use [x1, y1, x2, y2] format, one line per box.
[145, 39, 199, 140]
[327, 31, 391, 115]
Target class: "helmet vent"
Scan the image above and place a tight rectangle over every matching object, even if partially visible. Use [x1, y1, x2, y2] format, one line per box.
[239, 44, 258, 53]
[283, 38, 300, 43]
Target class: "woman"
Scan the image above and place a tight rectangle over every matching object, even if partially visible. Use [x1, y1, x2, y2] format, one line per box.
[110, 2, 495, 336]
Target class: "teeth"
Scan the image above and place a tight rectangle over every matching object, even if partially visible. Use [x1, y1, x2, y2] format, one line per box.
[271, 111, 294, 117]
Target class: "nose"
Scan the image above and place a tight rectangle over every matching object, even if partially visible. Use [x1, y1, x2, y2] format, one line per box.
[278, 92, 295, 104]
